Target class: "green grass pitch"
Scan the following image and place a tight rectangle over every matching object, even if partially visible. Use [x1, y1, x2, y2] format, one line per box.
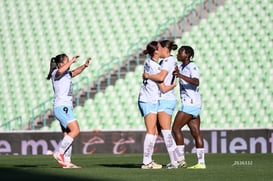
[0, 153, 271, 181]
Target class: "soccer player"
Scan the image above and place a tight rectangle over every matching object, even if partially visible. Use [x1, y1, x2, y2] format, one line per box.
[138, 41, 176, 169]
[172, 46, 206, 169]
[46, 54, 91, 168]
[143, 40, 184, 169]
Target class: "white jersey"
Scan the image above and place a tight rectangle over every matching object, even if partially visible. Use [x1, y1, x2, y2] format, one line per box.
[178, 61, 202, 108]
[138, 58, 161, 104]
[159, 55, 177, 100]
[51, 69, 73, 107]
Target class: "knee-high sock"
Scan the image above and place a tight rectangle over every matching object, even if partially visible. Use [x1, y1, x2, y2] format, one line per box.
[196, 148, 205, 164]
[59, 135, 74, 154]
[161, 130, 177, 165]
[64, 145, 72, 163]
[143, 133, 157, 165]
[175, 145, 185, 162]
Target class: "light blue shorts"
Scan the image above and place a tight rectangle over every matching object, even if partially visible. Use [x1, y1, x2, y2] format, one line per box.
[179, 105, 201, 118]
[158, 100, 177, 115]
[138, 101, 158, 117]
[53, 106, 76, 128]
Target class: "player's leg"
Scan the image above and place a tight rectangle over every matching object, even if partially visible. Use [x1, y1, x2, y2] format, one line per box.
[172, 111, 192, 167]
[142, 113, 161, 169]
[188, 116, 203, 148]
[172, 111, 192, 144]
[157, 100, 179, 168]
[64, 143, 72, 164]
[187, 116, 206, 169]
[158, 112, 178, 168]
[58, 119, 80, 156]
[138, 102, 162, 169]
[60, 122, 81, 168]
[62, 144, 81, 168]
[53, 106, 80, 167]
[66, 120, 80, 139]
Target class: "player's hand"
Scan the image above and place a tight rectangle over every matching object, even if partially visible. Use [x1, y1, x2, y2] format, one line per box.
[84, 57, 91, 67]
[143, 72, 149, 79]
[71, 55, 80, 63]
[173, 66, 179, 76]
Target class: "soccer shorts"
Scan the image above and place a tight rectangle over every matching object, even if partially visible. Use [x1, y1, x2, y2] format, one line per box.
[138, 101, 158, 117]
[158, 99, 177, 115]
[179, 105, 201, 118]
[53, 106, 76, 128]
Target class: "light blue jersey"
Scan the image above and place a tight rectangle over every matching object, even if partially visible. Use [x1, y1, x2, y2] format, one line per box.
[51, 69, 73, 107]
[138, 58, 161, 104]
[159, 55, 177, 101]
[178, 61, 202, 108]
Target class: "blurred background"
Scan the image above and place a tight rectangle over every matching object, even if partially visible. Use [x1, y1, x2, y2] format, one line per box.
[0, 0, 272, 132]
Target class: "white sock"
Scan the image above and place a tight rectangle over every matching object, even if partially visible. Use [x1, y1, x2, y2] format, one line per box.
[196, 148, 205, 164]
[143, 134, 156, 165]
[161, 130, 177, 165]
[64, 145, 72, 163]
[176, 145, 185, 162]
[59, 135, 74, 154]
[151, 134, 157, 156]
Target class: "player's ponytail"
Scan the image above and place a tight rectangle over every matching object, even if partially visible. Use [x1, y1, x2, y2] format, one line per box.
[46, 53, 67, 80]
[170, 43, 178, 51]
[143, 50, 149, 55]
[143, 41, 158, 57]
[46, 57, 58, 80]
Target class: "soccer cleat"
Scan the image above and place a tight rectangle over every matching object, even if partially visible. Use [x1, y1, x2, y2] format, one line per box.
[187, 163, 206, 169]
[178, 160, 187, 168]
[53, 152, 65, 166]
[141, 161, 162, 169]
[63, 162, 81, 169]
[165, 163, 179, 169]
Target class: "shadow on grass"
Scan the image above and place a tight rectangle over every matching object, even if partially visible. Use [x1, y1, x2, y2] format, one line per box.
[0, 167, 117, 181]
[99, 163, 142, 168]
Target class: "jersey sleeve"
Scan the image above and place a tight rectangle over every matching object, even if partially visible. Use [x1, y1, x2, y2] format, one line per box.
[161, 58, 176, 73]
[190, 63, 200, 79]
[160, 59, 169, 72]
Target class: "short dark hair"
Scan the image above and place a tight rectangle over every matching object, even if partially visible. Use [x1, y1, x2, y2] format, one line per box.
[179, 46, 194, 59]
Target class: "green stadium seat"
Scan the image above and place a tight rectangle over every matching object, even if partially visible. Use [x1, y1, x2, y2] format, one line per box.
[1, 0, 272, 131]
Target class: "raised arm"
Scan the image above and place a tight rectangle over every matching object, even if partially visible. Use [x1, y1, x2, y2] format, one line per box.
[71, 57, 91, 78]
[55, 55, 78, 78]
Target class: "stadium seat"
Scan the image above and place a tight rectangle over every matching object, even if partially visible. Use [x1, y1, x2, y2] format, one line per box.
[1, 0, 272, 131]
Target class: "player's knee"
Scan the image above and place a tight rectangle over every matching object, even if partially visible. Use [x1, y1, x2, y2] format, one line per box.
[172, 126, 180, 135]
[191, 129, 200, 138]
[196, 138, 204, 148]
[72, 128, 80, 138]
